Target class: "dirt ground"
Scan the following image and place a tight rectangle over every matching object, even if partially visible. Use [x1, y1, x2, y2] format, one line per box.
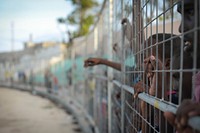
[0, 87, 81, 133]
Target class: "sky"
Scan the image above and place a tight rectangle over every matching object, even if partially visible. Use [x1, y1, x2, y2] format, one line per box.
[0, 0, 74, 52]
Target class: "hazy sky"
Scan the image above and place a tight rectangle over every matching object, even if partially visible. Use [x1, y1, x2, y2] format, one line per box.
[0, 0, 74, 52]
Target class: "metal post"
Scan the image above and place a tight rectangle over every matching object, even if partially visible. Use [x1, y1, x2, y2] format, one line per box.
[71, 46, 75, 99]
[121, 0, 125, 132]
[108, 0, 113, 132]
[11, 21, 14, 52]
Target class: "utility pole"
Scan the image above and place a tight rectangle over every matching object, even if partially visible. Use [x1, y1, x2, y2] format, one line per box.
[10, 21, 15, 85]
[11, 21, 14, 52]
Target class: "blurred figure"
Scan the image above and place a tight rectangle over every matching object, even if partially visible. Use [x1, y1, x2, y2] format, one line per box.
[18, 71, 26, 84]
[52, 75, 58, 94]
[22, 72, 27, 84]
[29, 71, 35, 94]
[44, 70, 52, 94]
[66, 69, 72, 87]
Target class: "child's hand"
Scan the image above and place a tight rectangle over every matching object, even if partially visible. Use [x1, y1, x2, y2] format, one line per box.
[84, 58, 101, 67]
[164, 99, 200, 133]
[121, 18, 133, 42]
[133, 81, 147, 98]
[121, 18, 129, 25]
[144, 55, 164, 97]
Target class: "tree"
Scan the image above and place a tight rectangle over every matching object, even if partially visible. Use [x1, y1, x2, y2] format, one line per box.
[58, 0, 99, 40]
[144, 0, 179, 23]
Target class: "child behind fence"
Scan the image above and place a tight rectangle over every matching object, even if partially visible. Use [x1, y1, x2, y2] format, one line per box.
[133, 33, 181, 133]
[164, 0, 200, 132]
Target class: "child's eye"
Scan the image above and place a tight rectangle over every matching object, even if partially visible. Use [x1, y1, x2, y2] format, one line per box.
[172, 72, 180, 81]
[186, 8, 194, 16]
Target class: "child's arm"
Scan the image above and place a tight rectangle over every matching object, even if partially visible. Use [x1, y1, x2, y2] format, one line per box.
[84, 58, 121, 71]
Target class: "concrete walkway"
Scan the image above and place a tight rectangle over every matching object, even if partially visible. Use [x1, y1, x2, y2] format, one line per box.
[0, 87, 81, 133]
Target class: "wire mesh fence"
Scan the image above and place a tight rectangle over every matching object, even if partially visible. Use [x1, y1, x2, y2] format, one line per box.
[0, 0, 200, 133]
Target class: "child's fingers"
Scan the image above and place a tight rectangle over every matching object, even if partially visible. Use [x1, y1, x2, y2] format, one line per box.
[188, 110, 200, 117]
[134, 93, 138, 99]
[121, 18, 128, 24]
[180, 116, 188, 127]
[133, 81, 145, 98]
[143, 57, 150, 64]
[176, 100, 199, 128]
[176, 100, 193, 116]
[149, 55, 163, 70]
[84, 60, 94, 67]
[164, 111, 176, 126]
[149, 56, 156, 69]
[84, 61, 88, 67]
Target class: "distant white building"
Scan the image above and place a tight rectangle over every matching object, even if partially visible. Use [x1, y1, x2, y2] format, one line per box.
[0, 41, 66, 82]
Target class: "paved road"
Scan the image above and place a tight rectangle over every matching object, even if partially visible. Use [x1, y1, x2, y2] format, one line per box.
[0, 87, 81, 133]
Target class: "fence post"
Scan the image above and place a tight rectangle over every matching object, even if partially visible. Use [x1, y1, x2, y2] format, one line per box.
[71, 46, 75, 99]
[121, 0, 126, 132]
[108, 0, 113, 133]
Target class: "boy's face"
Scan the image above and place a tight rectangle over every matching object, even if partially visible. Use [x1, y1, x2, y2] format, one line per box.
[177, 0, 200, 48]
[172, 53, 193, 100]
[145, 37, 161, 59]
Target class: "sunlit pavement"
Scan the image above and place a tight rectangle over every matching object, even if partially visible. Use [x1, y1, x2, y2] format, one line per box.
[0, 87, 82, 133]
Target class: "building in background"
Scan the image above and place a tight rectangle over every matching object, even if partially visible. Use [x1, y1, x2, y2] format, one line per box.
[0, 41, 66, 85]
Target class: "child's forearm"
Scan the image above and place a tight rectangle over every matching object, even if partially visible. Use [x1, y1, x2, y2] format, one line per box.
[100, 59, 121, 71]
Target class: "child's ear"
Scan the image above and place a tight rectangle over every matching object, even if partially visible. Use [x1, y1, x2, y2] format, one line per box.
[165, 58, 170, 69]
